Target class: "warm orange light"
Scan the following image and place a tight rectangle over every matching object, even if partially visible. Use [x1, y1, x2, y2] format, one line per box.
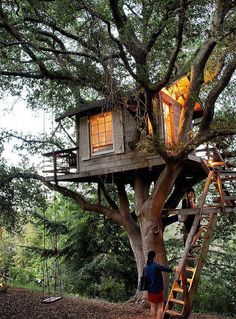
[90, 112, 113, 154]
[163, 103, 173, 144]
[161, 76, 202, 112]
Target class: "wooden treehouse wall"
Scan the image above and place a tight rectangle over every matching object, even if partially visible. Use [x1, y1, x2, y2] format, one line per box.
[77, 105, 164, 178]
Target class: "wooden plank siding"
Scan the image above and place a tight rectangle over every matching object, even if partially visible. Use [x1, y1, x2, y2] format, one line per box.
[78, 106, 165, 177]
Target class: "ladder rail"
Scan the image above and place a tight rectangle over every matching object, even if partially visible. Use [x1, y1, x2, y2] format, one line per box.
[189, 213, 218, 305]
[164, 171, 218, 318]
[163, 145, 236, 318]
[174, 171, 215, 281]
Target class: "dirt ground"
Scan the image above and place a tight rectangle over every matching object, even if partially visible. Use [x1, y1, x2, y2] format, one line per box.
[0, 287, 235, 319]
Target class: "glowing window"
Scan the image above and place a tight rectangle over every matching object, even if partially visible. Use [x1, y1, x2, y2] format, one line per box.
[163, 103, 173, 144]
[90, 112, 113, 154]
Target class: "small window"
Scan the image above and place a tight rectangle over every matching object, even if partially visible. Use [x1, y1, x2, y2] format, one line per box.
[90, 112, 113, 154]
[163, 103, 174, 144]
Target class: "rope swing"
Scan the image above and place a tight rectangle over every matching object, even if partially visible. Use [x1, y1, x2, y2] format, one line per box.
[41, 192, 63, 304]
[41, 106, 63, 303]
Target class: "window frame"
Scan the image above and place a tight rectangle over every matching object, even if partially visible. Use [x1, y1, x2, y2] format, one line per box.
[89, 111, 114, 156]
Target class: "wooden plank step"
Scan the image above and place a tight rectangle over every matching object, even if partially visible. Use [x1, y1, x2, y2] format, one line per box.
[218, 171, 236, 176]
[170, 298, 185, 305]
[219, 177, 236, 182]
[173, 287, 183, 293]
[186, 267, 196, 272]
[165, 309, 182, 317]
[209, 161, 225, 166]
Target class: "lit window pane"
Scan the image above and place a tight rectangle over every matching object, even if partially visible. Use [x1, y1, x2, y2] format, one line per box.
[99, 124, 105, 133]
[90, 112, 113, 154]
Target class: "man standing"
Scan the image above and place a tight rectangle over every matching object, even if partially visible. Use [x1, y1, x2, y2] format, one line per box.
[144, 250, 172, 319]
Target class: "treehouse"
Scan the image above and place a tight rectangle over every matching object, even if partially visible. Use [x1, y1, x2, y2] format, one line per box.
[43, 75, 204, 184]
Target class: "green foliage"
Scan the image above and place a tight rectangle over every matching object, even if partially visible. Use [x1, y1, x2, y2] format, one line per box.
[60, 199, 137, 301]
[73, 253, 128, 302]
[194, 248, 236, 315]
[0, 163, 47, 232]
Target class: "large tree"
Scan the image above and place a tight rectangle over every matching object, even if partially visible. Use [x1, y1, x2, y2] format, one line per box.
[0, 0, 236, 300]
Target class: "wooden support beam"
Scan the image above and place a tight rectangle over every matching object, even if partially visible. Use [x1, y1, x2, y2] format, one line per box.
[163, 206, 236, 216]
[216, 175, 226, 214]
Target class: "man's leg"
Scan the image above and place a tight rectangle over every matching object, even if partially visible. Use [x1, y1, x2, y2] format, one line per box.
[157, 301, 164, 319]
[150, 302, 158, 319]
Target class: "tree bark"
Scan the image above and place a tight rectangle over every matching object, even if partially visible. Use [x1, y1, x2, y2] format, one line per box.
[133, 162, 182, 298]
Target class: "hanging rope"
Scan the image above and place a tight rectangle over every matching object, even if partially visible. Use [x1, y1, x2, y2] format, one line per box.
[41, 105, 63, 303]
[41, 193, 63, 303]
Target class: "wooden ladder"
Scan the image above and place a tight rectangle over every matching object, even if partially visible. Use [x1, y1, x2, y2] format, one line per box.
[163, 215, 217, 318]
[163, 159, 236, 318]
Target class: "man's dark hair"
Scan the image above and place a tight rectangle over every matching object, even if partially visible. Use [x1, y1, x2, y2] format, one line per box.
[147, 250, 156, 264]
[187, 188, 195, 194]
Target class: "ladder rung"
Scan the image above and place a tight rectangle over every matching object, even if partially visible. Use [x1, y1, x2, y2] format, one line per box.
[165, 309, 182, 317]
[170, 298, 185, 305]
[187, 278, 192, 283]
[209, 161, 225, 166]
[186, 267, 196, 272]
[220, 177, 236, 181]
[219, 171, 236, 176]
[173, 287, 183, 293]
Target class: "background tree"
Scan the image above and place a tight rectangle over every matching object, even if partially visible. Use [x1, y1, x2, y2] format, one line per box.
[0, 0, 236, 301]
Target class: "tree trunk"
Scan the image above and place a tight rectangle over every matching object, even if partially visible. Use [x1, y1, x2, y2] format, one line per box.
[136, 162, 182, 298]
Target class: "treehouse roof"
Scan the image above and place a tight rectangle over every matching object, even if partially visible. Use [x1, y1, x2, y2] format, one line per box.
[56, 76, 203, 122]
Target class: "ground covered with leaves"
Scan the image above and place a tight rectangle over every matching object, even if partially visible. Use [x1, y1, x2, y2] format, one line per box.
[0, 288, 235, 319]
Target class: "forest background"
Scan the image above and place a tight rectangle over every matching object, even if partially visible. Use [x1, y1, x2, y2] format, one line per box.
[0, 0, 236, 317]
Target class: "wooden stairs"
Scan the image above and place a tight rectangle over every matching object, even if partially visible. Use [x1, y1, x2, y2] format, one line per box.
[163, 147, 236, 318]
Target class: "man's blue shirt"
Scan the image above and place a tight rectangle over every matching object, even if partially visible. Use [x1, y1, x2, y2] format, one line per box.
[144, 261, 172, 293]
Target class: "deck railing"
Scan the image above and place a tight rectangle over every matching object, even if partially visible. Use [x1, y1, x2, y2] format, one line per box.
[42, 147, 77, 182]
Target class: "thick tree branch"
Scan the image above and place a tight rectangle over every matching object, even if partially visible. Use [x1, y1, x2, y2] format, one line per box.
[151, 0, 186, 92]
[116, 182, 130, 215]
[77, 1, 139, 82]
[177, 39, 216, 143]
[0, 70, 80, 82]
[151, 162, 182, 212]
[2, 171, 124, 226]
[174, 127, 236, 161]
[0, 11, 50, 76]
[109, 0, 146, 63]
[199, 55, 236, 131]
[98, 180, 118, 210]
[0, 129, 63, 150]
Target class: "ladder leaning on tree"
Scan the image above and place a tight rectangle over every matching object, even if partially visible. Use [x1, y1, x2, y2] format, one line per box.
[163, 147, 236, 319]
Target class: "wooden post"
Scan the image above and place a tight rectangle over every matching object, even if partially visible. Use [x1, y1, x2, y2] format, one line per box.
[216, 174, 226, 215]
[181, 266, 190, 316]
[53, 152, 58, 185]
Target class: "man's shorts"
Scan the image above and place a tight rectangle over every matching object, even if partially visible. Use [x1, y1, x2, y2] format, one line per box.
[148, 290, 164, 304]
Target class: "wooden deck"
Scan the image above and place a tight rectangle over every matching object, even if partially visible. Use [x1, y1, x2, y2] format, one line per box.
[42, 153, 205, 184]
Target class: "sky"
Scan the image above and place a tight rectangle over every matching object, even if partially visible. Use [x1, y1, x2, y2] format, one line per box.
[0, 94, 52, 165]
